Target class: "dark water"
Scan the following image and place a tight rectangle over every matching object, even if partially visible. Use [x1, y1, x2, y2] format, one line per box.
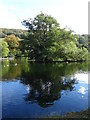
[0, 58, 90, 118]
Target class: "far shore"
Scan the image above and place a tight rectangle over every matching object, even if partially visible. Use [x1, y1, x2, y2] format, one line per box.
[0, 57, 88, 63]
[0, 57, 14, 60]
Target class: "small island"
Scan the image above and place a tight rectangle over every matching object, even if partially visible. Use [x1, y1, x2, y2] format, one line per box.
[0, 13, 89, 62]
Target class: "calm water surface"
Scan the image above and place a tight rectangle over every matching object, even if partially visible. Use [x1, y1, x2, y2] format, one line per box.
[1, 58, 90, 118]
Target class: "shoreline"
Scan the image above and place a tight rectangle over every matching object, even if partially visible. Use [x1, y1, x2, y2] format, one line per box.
[0, 57, 14, 60]
[0, 57, 88, 63]
[40, 108, 90, 119]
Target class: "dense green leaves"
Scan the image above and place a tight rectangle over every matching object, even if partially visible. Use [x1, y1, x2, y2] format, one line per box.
[22, 13, 88, 61]
[5, 34, 20, 56]
[0, 13, 89, 60]
[0, 40, 9, 57]
[22, 13, 61, 60]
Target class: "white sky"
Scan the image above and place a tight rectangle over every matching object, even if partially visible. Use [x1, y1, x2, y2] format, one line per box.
[0, 0, 89, 34]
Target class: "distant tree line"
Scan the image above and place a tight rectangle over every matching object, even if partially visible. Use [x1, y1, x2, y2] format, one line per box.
[0, 28, 28, 39]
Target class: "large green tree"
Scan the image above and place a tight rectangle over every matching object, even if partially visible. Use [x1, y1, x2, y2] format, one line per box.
[22, 13, 88, 61]
[22, 13, 61, 61]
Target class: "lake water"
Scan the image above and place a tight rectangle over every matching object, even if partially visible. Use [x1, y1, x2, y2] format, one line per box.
[0, 58, 90, 118]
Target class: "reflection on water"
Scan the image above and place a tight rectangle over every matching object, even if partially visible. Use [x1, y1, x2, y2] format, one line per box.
[1, 58, 89, 118]
[75, 73, 88, 84]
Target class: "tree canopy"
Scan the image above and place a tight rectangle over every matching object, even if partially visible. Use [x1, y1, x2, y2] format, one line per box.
[0, 40, 9, 57]
[0, 13, 88, 61]
[5, 34, 20, 56]
[22, 13, 88, 61]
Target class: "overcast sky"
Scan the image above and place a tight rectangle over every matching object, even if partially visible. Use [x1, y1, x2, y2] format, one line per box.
[0, 0, 89, 34]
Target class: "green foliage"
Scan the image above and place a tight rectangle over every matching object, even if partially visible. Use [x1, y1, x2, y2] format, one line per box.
[22, 12, 61, 60]
[0, 28, 28, 39]
[78, 34, 88, 48]
[22, 12, 88, 61]
[5, 34, 20, 56]
[55, 40, 88, 61]
[0, 13, 88, 60]
[0, 40, 9, 57]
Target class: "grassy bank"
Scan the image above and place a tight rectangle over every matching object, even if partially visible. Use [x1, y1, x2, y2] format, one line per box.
[38, 108, 90, 119]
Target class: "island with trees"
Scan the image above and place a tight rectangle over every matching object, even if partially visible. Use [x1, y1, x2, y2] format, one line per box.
[0, 13, 89, 62]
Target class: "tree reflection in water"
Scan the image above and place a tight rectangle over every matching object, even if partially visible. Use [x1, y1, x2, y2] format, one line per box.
[21, 63, 77, 108]
[2, 59, 88, 108]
